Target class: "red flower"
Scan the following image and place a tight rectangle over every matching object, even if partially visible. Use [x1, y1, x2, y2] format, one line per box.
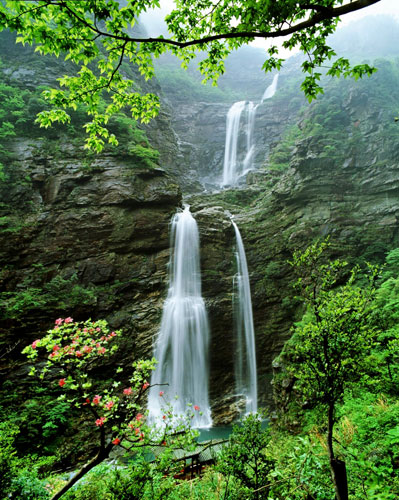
[142, 382, 150, 390]
[98, 347, 106, 354]
[64, 317, 73, 324]
[162, 415, 166, 420]
[194, 405, 200, 411]
[55, 318, 63, 326]
[92, 395, 101, 405]
[112, 437, 120, 445]
[105, 401, 114, 410]
[31, 340, 39, 349]
[53, 345, 60, 352]
[134, 427, 140, 435]
[59, 378, 66, 387]
[76, 351, 83, 358]
[110, 331, 117, 337]
[95, 417, 106, 427]
[159, 391, 164, 397]
[136, 413, 144, 421]
[123, 387, 132, 396]
[162, 441, 166, 446]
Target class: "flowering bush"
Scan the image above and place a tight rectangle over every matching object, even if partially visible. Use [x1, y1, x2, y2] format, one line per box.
[23, 318, 197, 500]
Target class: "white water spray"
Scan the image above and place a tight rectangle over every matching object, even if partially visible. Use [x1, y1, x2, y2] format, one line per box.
[222, 74, 279, 187]
[148, 206, 212, 428]
[232, 220, 257, 414]
[261, 74, 279, 102]
[222, 101, 258, 187]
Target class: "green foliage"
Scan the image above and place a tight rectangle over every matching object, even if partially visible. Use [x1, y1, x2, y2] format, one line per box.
[217, 414, 274, 500]
[128, 144, 160, 168]
[0, 1, 379, 150]
[281, 240, 379, 408]
[0, 271, 98, 320]
[0, 421, 53, 500]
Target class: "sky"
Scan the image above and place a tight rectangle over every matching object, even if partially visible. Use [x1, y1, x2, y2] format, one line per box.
[139, 0, 399, 58]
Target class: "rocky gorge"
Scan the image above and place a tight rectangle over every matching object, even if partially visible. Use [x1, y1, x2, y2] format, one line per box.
[1, 16, 399, 431]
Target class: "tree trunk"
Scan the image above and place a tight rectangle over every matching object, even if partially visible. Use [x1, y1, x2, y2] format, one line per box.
[327, 404, 348, 500]
[50, 444, 113, 500]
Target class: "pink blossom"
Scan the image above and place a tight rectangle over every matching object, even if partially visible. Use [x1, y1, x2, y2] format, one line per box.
[105, 401, 114, 410]
[96, 327, 101, 332]
[83, 345, 92, 354]
[112, 437, 120, 445]
[64, 317, 73, 324]
[95, 417, 106, 427]
[55, 318, 63, 326]
[53, 345, 60, 352]
[98, 347, 106, 354]
[142, 382, 150, 390]
[59, 379, 66, 387]
[194, 405, 200, 411]
[159, 391, 164, 397]
[76, 351, 83, 358]
[123, 387, 132, 396]
[31, 340, 40, 349]
[92, 395, 101, 405]
[110, 332, 117, 337]
[136, 413, 144, 421]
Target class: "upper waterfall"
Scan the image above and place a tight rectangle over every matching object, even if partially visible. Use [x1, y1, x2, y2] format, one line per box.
[148, 206, 212, 428]
[232, 220, 258, 414]
[222, 101, 258, 187]
[261, 74, 279, 102]
[221, 74, 279, 187]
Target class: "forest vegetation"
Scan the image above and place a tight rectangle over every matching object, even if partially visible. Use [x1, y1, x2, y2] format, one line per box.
[1, 1, 399, 499]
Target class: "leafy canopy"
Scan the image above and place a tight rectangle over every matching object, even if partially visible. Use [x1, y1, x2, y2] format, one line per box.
[0, 0, 379, 150]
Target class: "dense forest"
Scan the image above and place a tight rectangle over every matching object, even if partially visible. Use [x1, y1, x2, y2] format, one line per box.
[1, 1, 399, 499]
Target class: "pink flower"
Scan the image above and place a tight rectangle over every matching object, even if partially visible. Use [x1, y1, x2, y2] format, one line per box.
[76, 351, 83, 358]
[95, 417, 106, 427]
[134, 427, 140, 435]
[112, 437, 120, 445]
[83, 345, 92, 354]
[111, 331, 117, 337]
[64, 317, 73, 324]
[55, 318, 63, 326]
[194, 405, 200, 411]
[159, 391, 164, 397]
[98, 347, 106, 354]
[105, 401, 114, 410]
[53, 345, 60, 352]
[136, 413, 144, 421]
[96, 327, 101, 332]
[31, 340, 40, 349]
[142, 382, 150, 390]
[92, 395, 101, 405]
[59, 378, 66, 387]
[123, 387, 132, 396]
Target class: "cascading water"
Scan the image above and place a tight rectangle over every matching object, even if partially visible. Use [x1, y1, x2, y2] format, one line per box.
[148, 205, 212, 428]
[222, 101, 257, 187]
[222, 73, 279, 187]
[232, 219, 257, 414]
[261, 73, 279, 102]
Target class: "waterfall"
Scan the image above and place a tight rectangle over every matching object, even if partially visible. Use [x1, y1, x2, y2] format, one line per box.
[261, 73, 279, 102]
[232, 220, 257, 414]
[222, 101, 257, 187]
[148, 205, 212, 428]
[222, 73, 279, 187]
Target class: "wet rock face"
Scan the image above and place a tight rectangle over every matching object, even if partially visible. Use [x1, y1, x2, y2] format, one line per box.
[0, 139, 182, 372]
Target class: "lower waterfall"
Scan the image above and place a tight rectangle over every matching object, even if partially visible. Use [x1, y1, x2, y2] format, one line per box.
[232, 220, 258, 414]
[148, 205, 212, 428]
